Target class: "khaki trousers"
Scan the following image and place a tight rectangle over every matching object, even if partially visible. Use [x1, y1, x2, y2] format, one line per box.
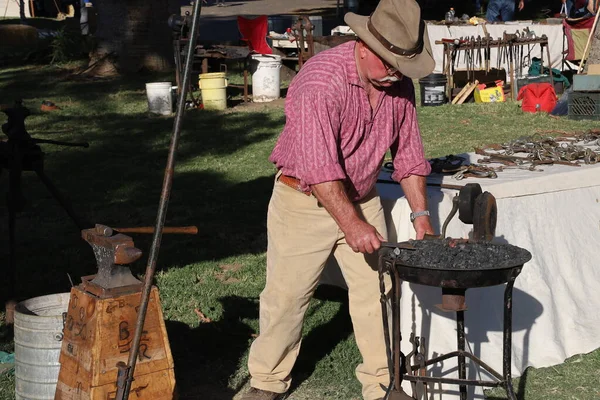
[248, 176, 391, 400]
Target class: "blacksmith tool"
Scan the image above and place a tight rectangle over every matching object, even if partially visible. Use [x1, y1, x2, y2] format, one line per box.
[81, 224, 144, 298]
[113, 226, 199, 234]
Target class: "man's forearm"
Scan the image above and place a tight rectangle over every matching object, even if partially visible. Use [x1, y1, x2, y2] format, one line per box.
[400, 174, 434, 238]
[310, 181, 360, 231]
[399, 174, 428, 213]
[310, 180, 383, 253]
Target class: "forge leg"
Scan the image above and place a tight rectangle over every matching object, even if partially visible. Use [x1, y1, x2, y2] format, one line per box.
[5, 164, 22, 323]
[503, 278, 517, 400]
[456, 310, 467, 400]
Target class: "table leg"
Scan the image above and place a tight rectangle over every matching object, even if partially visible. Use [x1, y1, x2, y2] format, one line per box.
[545, 44, 554, 83]
[503, 277, 518, 400]
[202, 58, 208, 74]
[243, 69, 248, 103]
[457, 310, 467, 400]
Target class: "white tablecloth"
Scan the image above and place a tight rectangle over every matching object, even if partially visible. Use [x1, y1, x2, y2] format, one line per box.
[322, 153, 600, 399]
[426, 22, 565, 77]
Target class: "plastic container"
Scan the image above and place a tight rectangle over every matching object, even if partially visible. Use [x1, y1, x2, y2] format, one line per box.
[14, 293, 70, 400]
[199, 72, 228, 110]
[145, 82, 176, 115]
[568, 91, 600, 120]
[418, 74, 447, 106]
[250, 54, 282, 103]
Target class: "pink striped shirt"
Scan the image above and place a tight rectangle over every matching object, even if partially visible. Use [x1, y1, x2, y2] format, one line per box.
[269, 41, 431, 201]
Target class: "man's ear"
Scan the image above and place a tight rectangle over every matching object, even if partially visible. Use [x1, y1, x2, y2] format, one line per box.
[357, 40, 368, 59]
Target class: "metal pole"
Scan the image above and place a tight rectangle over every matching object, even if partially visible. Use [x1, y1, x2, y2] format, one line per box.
[117, 0, 203, 398]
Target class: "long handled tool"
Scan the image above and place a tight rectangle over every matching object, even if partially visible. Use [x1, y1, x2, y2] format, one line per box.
[115, 0, 204, 398]
[577, 9, 600, 74]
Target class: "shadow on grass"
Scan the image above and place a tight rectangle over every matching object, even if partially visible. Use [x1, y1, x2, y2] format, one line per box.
[289, 285, 353, 394]
[484, 368, 529, 400]
[0, 66, 284, 302]
[164, 285, 352, 399]
[165, 295, 258, 399]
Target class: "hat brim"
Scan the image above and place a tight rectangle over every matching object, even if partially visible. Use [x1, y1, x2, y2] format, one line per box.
[344, 13, 435, 79]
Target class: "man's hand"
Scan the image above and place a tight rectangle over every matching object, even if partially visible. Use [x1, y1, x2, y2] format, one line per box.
[343, 219, 385, 254]
[413, 215, 435, 240]
[518, 0, 524, 11]
[311, 180, 384, 254]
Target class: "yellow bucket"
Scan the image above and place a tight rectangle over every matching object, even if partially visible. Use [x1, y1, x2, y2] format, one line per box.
[199, 72, 228, 110]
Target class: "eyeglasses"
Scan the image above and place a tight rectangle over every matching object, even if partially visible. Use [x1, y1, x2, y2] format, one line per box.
[379, 57, 399, 75]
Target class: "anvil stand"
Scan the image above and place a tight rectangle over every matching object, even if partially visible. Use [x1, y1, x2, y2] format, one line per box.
[55, 224, 176, 399]
[1, 101, 89, 320]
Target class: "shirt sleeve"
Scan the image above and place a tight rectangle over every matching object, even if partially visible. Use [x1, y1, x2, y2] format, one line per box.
[390, 80, 432, 182]
[289, 86, 347, 186]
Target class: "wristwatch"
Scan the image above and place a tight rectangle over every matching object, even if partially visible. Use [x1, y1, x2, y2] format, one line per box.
[410, 210, 430, 223]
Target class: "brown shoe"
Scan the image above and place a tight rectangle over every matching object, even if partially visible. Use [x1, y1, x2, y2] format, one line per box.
[240, 387, 283, 400]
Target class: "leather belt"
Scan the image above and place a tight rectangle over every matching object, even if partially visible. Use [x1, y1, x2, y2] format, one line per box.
[278, 174, 311, 196]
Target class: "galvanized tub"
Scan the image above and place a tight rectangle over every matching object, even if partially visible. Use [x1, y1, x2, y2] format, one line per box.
[14, 293, 70, 400]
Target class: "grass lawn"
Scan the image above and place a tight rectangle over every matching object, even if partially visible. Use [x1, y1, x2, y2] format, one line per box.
[0, 63, 598, 400]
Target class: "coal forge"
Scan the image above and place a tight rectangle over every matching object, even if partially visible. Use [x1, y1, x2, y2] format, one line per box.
[393, 239, 532, 271]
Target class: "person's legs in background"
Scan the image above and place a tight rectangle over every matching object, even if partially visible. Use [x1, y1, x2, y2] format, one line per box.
[499, 0, 516, 21]
[486, 0, 502, 21]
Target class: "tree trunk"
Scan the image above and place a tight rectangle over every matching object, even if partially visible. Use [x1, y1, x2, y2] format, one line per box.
[585, 18, 600, 72]
[89, 0, 176, 76]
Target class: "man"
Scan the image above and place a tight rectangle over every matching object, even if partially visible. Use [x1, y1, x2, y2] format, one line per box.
[241, 0, 435, 399]
[565, 0, 598, 17]
[486, 0, 525, 21]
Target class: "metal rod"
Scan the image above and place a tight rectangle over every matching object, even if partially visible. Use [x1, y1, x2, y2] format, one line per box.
[411, 350, 504, 381]
[118, 0, 203, 398]
[33, 138, 89, 148]
[503, 277, 517, 400]
[402, 375, 502, 388]
[392, 268, 402, 390]
[114, 226, 198, 234]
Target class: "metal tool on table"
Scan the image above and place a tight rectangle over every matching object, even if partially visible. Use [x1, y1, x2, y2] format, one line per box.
[0, 101, 90, 323]
[377, 183, 532, 400]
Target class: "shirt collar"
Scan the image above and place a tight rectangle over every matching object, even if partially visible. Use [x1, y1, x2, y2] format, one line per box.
[347, 41, 362, 87]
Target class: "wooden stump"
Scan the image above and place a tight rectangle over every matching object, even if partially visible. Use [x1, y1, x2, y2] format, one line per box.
[54, 286, 175, 399]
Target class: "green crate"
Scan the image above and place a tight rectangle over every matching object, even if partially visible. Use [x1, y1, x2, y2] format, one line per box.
[568, 91, 600, 120]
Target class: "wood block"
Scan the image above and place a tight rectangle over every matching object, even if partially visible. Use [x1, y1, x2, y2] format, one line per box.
[456, 80, 479, 104]
[452, 83, 471, 105]
[588, 64, 600, 75]
[55, 286, 175, 399]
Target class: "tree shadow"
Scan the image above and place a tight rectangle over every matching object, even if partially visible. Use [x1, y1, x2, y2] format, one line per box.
[0, 67, 285, 303]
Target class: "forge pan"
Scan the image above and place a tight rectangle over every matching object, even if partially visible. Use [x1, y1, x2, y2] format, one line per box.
[381, 239, 532, 289]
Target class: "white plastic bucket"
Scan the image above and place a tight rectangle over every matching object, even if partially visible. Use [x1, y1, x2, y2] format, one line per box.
[250, 54, 282, 103]
[14, 293, 70, 400]
[199, 72, 228, 110]
[146, 82, 176, 115]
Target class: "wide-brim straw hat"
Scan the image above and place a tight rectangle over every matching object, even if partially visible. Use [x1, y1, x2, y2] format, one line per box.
[345, 0, 435, 79]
